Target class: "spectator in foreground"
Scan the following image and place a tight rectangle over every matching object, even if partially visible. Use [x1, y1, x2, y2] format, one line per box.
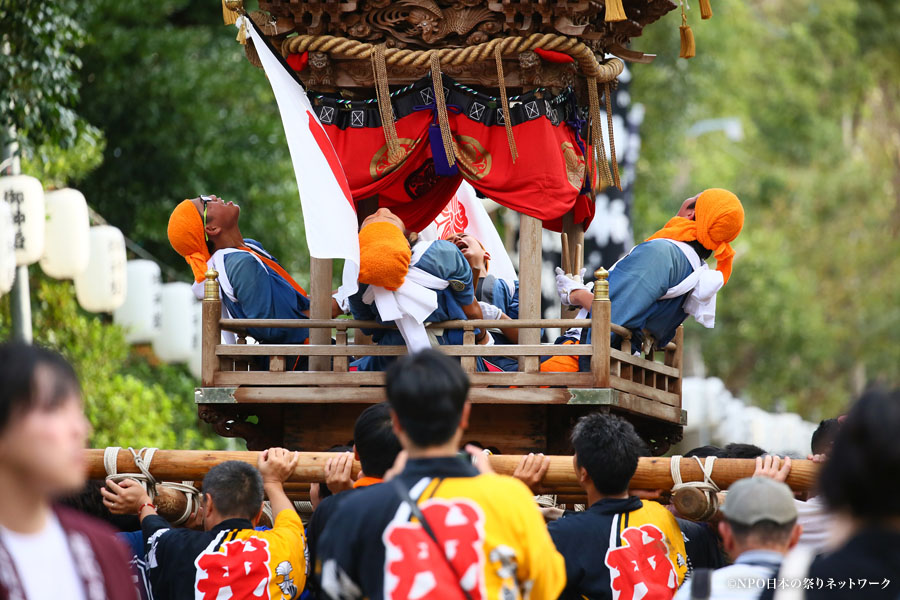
[316, 349, 565, 599]
[104, 451, 306, 599]
[768, 387, 900, 599]
[546, 412, 688, 600]
[674, 477, 801, 600]
[0, 343, 137, 599]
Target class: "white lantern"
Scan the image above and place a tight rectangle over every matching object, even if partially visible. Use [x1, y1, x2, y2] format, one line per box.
[188, 301, 203, 379]
[74, 226, 127, 313]
[0, 202, 16, 295]
[152, 282, 196, 363]
[40, 188, 91, 279]
[113, 260, 162, 343]
[0, 174, 45, 266]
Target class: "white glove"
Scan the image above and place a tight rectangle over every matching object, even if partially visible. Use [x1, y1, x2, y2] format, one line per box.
[555, 267, 593, 306]
[478, 301, 504, 320]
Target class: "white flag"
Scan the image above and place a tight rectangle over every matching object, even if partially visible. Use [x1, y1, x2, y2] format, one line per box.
[245, 18, 359, 303]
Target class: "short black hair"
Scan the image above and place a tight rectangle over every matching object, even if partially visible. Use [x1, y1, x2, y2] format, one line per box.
[201, 461, 264, 520]
[819, 387, 900, 520]
[385, 350, 469, 448]
[726, 518, 797, 546]
[810, 418, 841, 455]
[354, 403, 401, 478]
[684, 445, 723, 458]
[721, 443, 767, 459]
[571, 413, 647, 495]
[0, 342, 81, 435]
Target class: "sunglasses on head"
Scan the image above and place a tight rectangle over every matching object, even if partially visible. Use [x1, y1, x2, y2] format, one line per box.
[200, 195, 213, 242]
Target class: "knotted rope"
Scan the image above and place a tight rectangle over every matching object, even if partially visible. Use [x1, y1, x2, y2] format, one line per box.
[670, 454, 720, 520]
[104, 446, 201, 526]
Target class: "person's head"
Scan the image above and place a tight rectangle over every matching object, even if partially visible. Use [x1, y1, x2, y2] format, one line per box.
[683, 188, 744, 284]
[684, 444, 723, 459]
[810, 417, 841, 456]
[200, 460, 264, 529]
[676, 194, 700, 220]
[819, 387, 900, 521]
[353, 403, 402, 478]
[444, 232, 490, 274]
[719, 477, 801, 557]
[571, 413, 647, 496]
[358, 208, 413, 291]
[0, 343, 90, 498]
[721, 443, 767, 459]
[385, 350, 470, 451]
[167, 194, 241, 282]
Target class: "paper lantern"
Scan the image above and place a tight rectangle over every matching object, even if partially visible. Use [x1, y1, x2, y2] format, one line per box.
[0, 202, 16, 295]
[152, 282, 196, 363]
[113, 260, 162, 344]
[40, 188, 91, 279]
[0, 174, 45, 266]
[74, 226, 127, 313]
[188, 301, 203, 379]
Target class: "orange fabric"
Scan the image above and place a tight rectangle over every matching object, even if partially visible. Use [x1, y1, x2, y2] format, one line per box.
[358, 222, 411, 291]
[241, 245, 307, 297]
[353, 476, 383, 488]
[645, 188, 744, 284]
[167, 199, 211, 283]
[540, 340, 580, 372]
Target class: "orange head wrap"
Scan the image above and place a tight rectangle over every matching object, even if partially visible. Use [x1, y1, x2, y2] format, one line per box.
[358, 221, 411, 291]
[167, 199, 211, 283]
[646, 188, 744, 284]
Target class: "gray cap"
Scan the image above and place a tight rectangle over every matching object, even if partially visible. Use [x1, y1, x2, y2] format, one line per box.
[721, 477, 797, 526]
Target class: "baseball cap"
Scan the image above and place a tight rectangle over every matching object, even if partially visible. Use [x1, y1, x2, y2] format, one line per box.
[721, 477, 797, 526]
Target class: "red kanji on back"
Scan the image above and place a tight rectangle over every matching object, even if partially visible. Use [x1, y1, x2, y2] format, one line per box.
[604, 524, 678, 600]
[196, 536, 271, 599]
[384, 498, 485, 600]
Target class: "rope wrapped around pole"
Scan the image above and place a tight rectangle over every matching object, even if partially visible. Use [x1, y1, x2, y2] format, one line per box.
[87, 449, 820, 493]
[282, 33, 624, 83]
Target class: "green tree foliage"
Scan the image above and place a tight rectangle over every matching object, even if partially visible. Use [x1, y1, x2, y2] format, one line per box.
[73, 0, 309, 283]
[630, 1, 900, 418]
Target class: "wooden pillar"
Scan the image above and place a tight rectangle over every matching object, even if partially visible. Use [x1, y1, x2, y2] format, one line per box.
[560, 212, 585, 319]
[309, 258, 333, 372]
[590, 268, 611, 388]
[518, 214, 542, 372]
[201, 269, 221, 387]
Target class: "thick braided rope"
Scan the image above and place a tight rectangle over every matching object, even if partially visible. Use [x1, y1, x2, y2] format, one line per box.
[604, 81, 621, 189]
[670, 455, 721, 516]
[282, 33, 623, 83]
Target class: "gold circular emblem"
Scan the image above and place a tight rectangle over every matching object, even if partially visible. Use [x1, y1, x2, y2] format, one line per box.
[562, 141, 586, 191]
[454, 135, 492, 181]
[370, 138, 419, 180]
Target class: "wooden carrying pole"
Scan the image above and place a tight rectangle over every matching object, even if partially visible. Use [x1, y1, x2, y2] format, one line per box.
[86, 450, 819, 492]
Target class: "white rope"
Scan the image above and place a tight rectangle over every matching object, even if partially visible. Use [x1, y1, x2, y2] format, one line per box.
[103, 447, 201, 526]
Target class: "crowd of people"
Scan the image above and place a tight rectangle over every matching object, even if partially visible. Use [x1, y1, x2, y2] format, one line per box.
[1, 342, 898, 599]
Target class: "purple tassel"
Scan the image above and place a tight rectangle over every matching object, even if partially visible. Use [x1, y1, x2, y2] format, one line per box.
[428, 123, 458, 176]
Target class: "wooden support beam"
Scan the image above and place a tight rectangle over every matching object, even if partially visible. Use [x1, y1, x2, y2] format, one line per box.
[86, 449, 820, 492]
[201, 269, 222, 387]
[518, 214, 542, 372]
[309, 258, 333, 372]
[591, 268, 611, 388]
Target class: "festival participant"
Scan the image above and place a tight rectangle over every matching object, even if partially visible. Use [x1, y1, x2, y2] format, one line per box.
[544, 412, 688, 600]
[105, 450, 306, 600]
[545, 189, 744, 371]
[167, 194, 337, 352]
[316, 350, 566, 599]
[348, 208, 491, 371]
[673, 477, 801, 600]
[0, 343, 137, 599]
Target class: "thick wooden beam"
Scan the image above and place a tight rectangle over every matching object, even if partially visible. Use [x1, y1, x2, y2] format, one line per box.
[518, 214, 542, 372]
[201, 270, 222, 387]
[86, 450, 820, 492]
[308, 258, 333, 372]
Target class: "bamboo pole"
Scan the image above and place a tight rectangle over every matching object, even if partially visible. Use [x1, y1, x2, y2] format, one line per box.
[86, 450, 819, 492]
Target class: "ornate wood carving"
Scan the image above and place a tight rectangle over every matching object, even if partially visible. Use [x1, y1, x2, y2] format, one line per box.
[197, 404, 284, 451]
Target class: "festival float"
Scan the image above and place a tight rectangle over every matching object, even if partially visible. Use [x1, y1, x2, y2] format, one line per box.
[190, 0, 699, 457]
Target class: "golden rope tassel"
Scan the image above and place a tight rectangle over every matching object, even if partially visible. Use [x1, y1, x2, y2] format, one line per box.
[372, 44, 402, 162]
[604, 81, 621, 190]
[587, 77, 612, 190]
[494, 45, 518, 163]
[679, 2, 695, 59]
[605, 0, 627, 22]
[430, 53, 456, 168]
[222, 0, 240, 25]
[236, 16, 248, 45]
[699, 0, 713, 20]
